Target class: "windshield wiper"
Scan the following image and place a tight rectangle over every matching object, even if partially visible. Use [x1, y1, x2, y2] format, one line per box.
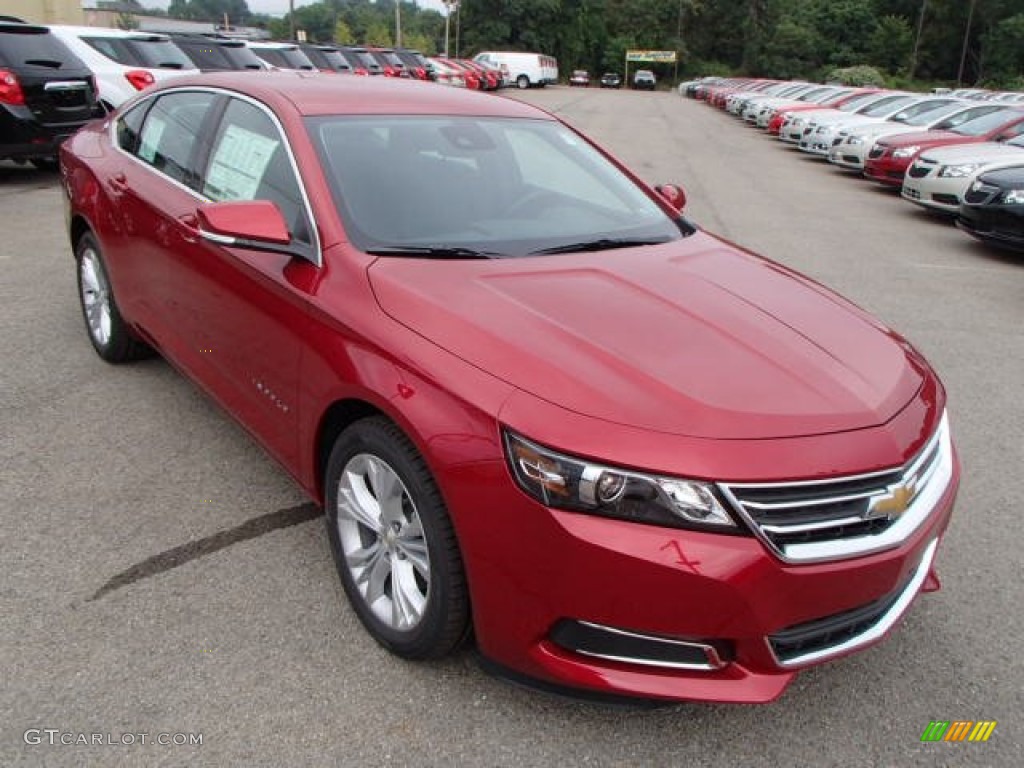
[530, 237, 670, 255]
[365, 245, 504, 259]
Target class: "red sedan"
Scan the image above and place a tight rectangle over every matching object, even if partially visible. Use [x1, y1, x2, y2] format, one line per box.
[863, 107, 1024, 186]
[61, 73, 959, 704]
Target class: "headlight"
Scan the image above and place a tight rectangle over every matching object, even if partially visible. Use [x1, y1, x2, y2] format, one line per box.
[1003, 189, 1024, 205]
[504, 431, 737, 530]
[893, 145, 922, 159]
[938, 163, 980, 178]
[847, 136, 864, 145]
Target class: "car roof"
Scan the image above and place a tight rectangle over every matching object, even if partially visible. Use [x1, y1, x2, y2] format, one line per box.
[50, 24, 170, 40]
[147, 71, 555, 118]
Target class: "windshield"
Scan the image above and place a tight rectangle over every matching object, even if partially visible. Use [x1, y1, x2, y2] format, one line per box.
[952, 109, 1020, 136]
[837, 92, 882, 112]
[890, 99, 959, 125]
[860, 95, 914, 117]
[309, 116, 687, 257]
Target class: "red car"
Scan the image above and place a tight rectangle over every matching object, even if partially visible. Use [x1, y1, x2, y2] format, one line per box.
[863, 107, 1024, 186]
[61, 73, 959, 704]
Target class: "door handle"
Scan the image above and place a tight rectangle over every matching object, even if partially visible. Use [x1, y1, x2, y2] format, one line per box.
[107, 172, 128, 193]
[177, 213, 199, 244]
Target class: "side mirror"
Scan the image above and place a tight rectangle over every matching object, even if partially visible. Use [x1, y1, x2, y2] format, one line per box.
[655, 183, 687, 212]
[196, 200, 292, 252]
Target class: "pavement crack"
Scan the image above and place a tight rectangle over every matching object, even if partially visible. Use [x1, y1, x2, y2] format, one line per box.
[89, 502, 321, 601]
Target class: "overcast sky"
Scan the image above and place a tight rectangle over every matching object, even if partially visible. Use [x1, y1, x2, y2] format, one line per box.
[141, 0, 451, 18]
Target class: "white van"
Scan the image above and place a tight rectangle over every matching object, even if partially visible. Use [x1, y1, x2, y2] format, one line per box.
[473, 51, 558, 89]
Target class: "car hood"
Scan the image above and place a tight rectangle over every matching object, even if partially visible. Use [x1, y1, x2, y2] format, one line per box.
[877, 129, 977, 149]
[918, 141, 1024, 164]
[367, 234, 926, 440]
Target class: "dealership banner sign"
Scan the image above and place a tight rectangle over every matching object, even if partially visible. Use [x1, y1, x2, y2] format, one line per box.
[625, 50, 678, 63]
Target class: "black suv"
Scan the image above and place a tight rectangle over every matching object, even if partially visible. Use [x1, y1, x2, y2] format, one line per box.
[170, 35, 266, 72]
[1, 22, 96, 168]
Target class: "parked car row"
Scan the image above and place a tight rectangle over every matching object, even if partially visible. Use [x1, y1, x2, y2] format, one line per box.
[692, 77, 1024, 252]
[0, 22, 533, 168]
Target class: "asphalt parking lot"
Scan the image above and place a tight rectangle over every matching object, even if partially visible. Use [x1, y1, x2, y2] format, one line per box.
[2, 87, 1021, 767]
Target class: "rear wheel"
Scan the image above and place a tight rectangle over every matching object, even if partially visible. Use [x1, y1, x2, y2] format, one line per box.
[325, 417, 470, 659]
[30, 157, 59, 171]
[76, 233, 152, 363]
[516, 75, 529, 90]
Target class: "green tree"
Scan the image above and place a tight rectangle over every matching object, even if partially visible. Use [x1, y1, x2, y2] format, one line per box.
[868, 14, 913, 73]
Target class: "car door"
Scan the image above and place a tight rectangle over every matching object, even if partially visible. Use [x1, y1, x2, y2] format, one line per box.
[166, 95, 319, 469]
[105, 89, 220, 351]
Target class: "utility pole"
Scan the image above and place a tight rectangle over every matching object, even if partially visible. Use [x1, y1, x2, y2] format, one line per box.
[443, 0, 455, 57]
[289, 0, 295, 42]
[909, 0, 928, 80]
[395, 0, 402, 48]
[957, 0, 977, 86]
[455, 1, 461, 59]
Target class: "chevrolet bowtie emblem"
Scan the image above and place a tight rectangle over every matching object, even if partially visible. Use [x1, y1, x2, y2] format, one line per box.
[867, 477, 919, 520]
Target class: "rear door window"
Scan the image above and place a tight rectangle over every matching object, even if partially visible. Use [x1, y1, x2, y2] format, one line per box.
[134, 91, 219, 190]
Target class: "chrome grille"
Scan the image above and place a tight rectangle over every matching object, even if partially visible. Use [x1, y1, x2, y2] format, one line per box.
[907, 163, 931, 178]
[868, 146, 885, 159]
[719, 413, 952, 564]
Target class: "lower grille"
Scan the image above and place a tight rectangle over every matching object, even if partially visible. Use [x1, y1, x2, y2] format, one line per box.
[933, 193, 959, 206]
[768, 538, 937, 667]
[719, 414, 952, 563]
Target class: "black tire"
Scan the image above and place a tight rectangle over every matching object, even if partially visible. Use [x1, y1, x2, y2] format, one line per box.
[75, 232, 152, 363]
[516, 75, 530, 90]
[325, 416, 470, 659]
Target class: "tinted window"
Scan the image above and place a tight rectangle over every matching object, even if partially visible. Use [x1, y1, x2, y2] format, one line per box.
[136, 91, 218, 190]
[174, 39, 232, 70]
[116, 101, 148, 152]
[126, 38, 193, 70]
[202, 98, 311, 244]
[81, 37, 142, 66]
[0, 26, 82, 69]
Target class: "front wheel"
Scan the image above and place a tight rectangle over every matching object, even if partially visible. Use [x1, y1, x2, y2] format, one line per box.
[75, 233, 152, 363]
[325, 417, 470, 659]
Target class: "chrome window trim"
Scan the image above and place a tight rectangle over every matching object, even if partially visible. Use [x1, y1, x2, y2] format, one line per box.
[108, 85, 322, 267]
[767, 538, 938, 669]
[719, 411, 953, 564]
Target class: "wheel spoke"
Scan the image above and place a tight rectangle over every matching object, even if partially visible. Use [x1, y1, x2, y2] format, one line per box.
[396, 532, 429, 580]
[357, 544, 391, 606]
[365, 457, 405, 527]
[345, 540, 382, 570]
[391, 559, 426, 628]
[338, 471, 383, 533]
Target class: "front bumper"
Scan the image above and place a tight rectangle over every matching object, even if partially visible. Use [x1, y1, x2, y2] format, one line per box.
[446, 446, 959, 703]
[901, 173, 964, 214]
[864, 155, 912, 186]
[957, 205, 1024, 251]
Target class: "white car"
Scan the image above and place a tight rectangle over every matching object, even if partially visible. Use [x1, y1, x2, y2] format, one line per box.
[757, 87, 854, 128]
[48, 26, 198, 111]
[427, 57, 467, 88]
[901, 135, 1024, 214]
[828, 101, 1001, 171]
[778, 91, 895, 143]
[798, 94, 927, 156]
